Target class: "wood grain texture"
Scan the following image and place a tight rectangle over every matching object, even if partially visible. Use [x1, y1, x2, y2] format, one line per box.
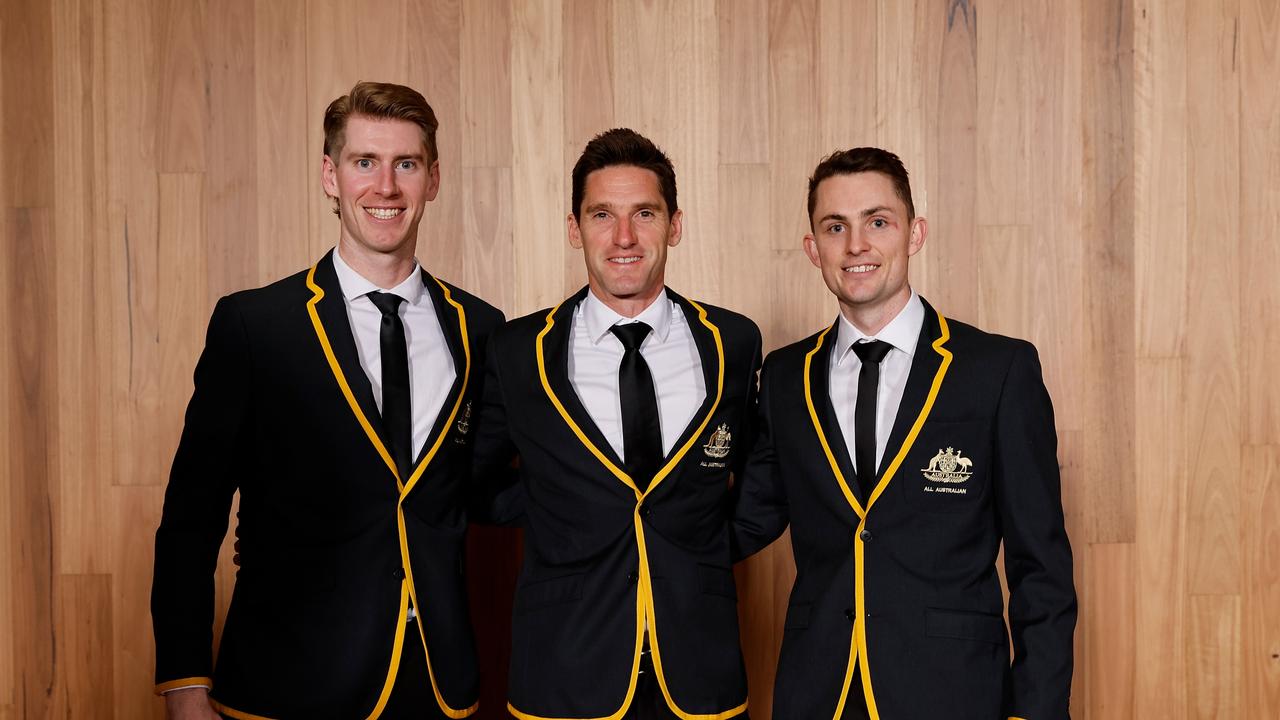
[4, 1, 1279, 717]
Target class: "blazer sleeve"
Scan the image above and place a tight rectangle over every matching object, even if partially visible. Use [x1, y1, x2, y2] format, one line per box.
[729, 355, 790, 562]
[150, 296, 251, 691]
[467, 328, 524, 526]
[994, 342, 1077, 719]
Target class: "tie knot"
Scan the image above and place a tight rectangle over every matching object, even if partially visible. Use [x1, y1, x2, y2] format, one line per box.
[851, 339, 891, 364]
[368, 291, 405, 317]
[610, 322, 652, 351]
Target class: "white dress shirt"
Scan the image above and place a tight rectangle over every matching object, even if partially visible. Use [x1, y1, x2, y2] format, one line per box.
[568, 289, 706, 461]
[829, 292, 925, 476]
[332, 247, 456, 461]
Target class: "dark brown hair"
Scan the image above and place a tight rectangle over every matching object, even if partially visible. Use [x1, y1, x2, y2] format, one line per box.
[323, 81, 440, 163]
[571, 129, 677, 218]
[807, 147, 915, 226]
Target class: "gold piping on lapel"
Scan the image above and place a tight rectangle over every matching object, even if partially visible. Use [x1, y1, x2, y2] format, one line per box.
[527, 298, 734, 719]
[804, 314, 953, 720]
[533, 299, 726, 500]
[305, 266, 478, 718]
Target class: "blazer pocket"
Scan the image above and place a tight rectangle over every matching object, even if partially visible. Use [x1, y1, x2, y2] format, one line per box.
[698, 563, 737, 600]
[925, 607, 1007, 646]
[515, 572, 584, 614]
[784, 602, 811, 630]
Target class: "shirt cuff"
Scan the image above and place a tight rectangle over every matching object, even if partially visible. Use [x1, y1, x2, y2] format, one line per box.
[155, 677, 212, 695]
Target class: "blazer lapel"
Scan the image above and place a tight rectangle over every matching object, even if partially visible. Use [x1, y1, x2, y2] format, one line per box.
[642, 290, 726, 498]
[309, 251, 389, 447]
[879, 299, 945, 477]
[864, 296, 951, 513]
[539, 288, 629, 476]
[411, 271, 469, 476]
[808, 321, 865, 507]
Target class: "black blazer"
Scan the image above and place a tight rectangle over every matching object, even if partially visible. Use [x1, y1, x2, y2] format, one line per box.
[733, 298, 1076, 720]
[151, 250, 503, 719]
[472, 287, 762, 720]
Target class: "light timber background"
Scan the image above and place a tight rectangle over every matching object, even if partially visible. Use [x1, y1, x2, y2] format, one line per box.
[2, 0, 1278, 717]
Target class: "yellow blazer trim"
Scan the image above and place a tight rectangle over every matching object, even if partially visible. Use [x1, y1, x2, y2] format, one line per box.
[525, 298, 738, 719]
[805, 314, 953, 720]
[305, 267, 478, 719]
[154, 676, 212, 695]
[210, 699, 275, 720]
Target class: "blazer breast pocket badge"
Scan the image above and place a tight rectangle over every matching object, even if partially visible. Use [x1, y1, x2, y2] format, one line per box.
[920, 446, 973, 494]
[454, 401, 472, 444]
[700, 423, 731, 468]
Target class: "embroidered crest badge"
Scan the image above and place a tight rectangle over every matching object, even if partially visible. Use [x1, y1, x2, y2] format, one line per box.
[921, 446, 973, 483]
[703, 423, 732, 459]
[454, 401, 472, 443]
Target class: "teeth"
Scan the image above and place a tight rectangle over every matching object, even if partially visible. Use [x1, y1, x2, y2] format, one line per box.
[845, 264, 877, 273]
[365, 208, 402, 219]
[610, 257, 641, 264]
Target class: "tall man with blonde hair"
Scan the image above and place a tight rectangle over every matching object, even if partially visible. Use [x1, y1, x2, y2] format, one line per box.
[152, 81, 503, 719]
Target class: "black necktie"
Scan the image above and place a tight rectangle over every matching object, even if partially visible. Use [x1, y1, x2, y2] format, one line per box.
[851, 340, 892, 500]
[611, 322, 661, 492]
[368, 291, 412, 481]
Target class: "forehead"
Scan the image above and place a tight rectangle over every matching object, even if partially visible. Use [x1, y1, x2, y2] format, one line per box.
[583, 165, 665, 207]
[338, 116, 428, 156]
[812, 171, 905, 215]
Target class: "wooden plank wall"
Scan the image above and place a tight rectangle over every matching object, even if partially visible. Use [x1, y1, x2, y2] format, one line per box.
[1, 0, 1277, 717]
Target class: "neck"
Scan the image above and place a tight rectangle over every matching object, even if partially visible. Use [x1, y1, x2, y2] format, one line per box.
[337, 239, 417, 289]
[839, 288, 912, 337]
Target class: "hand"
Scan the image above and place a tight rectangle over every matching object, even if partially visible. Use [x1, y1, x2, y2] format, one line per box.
[165, 687, 220, 720]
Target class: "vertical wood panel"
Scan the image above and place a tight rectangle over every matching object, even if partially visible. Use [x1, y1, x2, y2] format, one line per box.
[52, 574, 114, 716]
[6, 209, 57, 720]
[1134, 358, 1187, 718]
[253, 0, 308, 285]
[975, 0, 1030, 227]
[921, 0, 977, 320]
[462, 0, 513, 168]
[1085, 543, 1136, 718]
[562, 0, 613, 296]
[1187, 594, 1242, 717]
[1082, 0, 1137, 545]
[205, 0, 258, 301]
[511, 0, 564, 315]
[409, 0, 465, 282]
[1242, 444, 1280, 716]
[1134, 0, 1188, 358]
[1184, 0, 1242, 595]
[767, 0, 818, 251]
[718, 0, 769, 164]
[1241, 0, 1280, 447]
[156, 0, 207, 173]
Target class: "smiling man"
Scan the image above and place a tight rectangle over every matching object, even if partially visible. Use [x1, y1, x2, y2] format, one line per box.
[472, 129, 762, 719]
[732, 148, 1077, 719]
[151, 81, 503, 719]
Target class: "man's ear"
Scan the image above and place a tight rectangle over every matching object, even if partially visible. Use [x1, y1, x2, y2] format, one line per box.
[907, 216, 928, 257]
[567, 212, 583, 249]
[321, 155, 338, 199]
[803, 233, 821, 268]
[424, 160, 441, 202]
[667, 209, 683, 248]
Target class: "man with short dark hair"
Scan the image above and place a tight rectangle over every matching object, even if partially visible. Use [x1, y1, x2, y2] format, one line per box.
[733, 147, 1076, 720]
[473, 128, 761, 719]
[151, 81, 502, 719]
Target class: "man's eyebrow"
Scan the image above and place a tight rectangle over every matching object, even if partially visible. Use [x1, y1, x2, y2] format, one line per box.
[860, 205, 894, 218]
[818, 213, 850, 225]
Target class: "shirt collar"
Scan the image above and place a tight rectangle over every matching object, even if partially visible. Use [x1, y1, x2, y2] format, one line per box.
[332, 246, 426, 305]
[581, 288, 673, 346]
[833, 291, 924, 366]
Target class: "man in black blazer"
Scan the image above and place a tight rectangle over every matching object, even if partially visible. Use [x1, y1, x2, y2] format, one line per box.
[472, 129, 761, 719]
[151, 82, 503, 719]
[732, 148, 1076, 720]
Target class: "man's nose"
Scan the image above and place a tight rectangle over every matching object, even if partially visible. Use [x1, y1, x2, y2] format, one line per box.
[615, 220, 636, 247]
[376, 165, 398, 195]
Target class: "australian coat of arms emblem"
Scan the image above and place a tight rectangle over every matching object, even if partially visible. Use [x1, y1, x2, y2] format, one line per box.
[703, 423, 732, 459]
[454, 401, 472, 442]
[921, 447, 973, 483]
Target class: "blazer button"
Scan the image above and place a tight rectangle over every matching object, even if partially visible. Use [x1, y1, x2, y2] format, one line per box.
[844, 608, 855, 622]
[392, 567, 405, 580]
[859, 529, 873, 542]
[639, 505, 651, 518]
